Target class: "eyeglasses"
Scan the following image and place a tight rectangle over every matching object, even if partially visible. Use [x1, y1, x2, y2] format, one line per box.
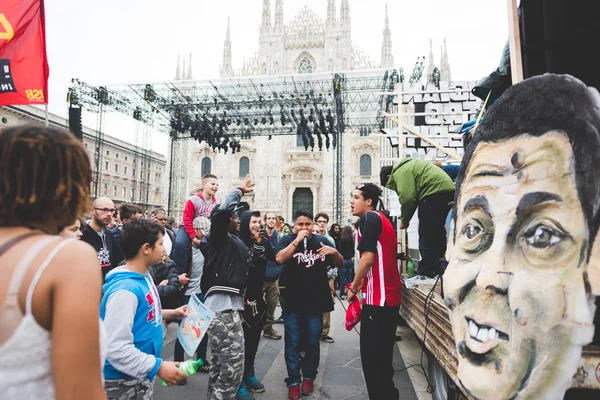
[95, 208, 115, 214]
[316, 219, 328, 224]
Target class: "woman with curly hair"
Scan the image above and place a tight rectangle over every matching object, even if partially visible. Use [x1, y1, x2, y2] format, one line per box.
[0, 125, 106, 399]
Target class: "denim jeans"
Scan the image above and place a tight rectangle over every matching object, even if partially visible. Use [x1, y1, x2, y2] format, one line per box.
[172, 228, 192, 274]
[339, 259, 355, 296]
[283, 311, 323, 387]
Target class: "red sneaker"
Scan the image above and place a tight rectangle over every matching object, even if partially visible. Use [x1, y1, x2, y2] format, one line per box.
[301, 379, 314, 395]
[288, 385, 301, 400]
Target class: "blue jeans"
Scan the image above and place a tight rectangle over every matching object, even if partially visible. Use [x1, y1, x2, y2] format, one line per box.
[339, 259, 354, 296]
[172, 228, 192, 274]
[283, 311, 323, 387]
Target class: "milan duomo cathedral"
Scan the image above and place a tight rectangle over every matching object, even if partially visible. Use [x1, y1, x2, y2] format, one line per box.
[173, 0, 452, 224]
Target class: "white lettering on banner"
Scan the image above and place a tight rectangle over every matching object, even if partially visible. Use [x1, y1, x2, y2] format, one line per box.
[293, 250, 325, 268]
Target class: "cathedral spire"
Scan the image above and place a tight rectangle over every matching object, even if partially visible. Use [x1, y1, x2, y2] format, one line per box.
[261, 0, 272, 36]
[440, 37, 451, 81]
[274, 0, 283, 34]
[175, 54, 181, 80]
[187, 53, 193, 80]
[426, 38, 435, 78]
[327, 0, 337, 26]
[220, 18, 234, 78]
[340, 0, 350, 26]
[380, 4, 394, 68]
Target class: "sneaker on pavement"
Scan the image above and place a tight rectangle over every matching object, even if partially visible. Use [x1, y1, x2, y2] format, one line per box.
[288, 385, 301, 400]
[198, 359, 210, 373]
[301, 379, 314, 395]
[321, 334, 334, 343]
[244, 374, 265, 393]
[235, 382, 256, 400]
[263, 327, 282, 340]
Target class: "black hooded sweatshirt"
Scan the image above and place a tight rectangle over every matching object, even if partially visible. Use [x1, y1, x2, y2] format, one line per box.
[239, 210, 274, 327]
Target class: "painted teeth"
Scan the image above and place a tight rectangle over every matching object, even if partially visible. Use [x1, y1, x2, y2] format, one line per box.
[469, 320, 499, 342]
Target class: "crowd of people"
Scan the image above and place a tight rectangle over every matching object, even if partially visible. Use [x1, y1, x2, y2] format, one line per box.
[0, 124, 429, 400]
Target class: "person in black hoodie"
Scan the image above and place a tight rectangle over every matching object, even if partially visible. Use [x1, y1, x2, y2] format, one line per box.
[148, 253, 181, 310]
[238, 210, 275, 396]
[200, 177, 255, 400]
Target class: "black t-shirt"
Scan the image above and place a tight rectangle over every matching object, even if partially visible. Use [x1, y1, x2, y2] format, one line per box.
[357, 211, 382, 253]
[276, 233, 335, 314]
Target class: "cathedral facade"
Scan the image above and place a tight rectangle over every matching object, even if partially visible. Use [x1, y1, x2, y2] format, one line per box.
[176, 0, 451, 224]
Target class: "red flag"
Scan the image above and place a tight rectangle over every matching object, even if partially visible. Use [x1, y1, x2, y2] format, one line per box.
[0, 0, 49, 106]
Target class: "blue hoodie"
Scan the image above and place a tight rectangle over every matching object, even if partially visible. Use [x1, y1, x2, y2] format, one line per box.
[100, 268, 163, 380]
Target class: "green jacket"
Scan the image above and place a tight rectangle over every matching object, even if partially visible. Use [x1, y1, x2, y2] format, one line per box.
[385, 158, 455, 226]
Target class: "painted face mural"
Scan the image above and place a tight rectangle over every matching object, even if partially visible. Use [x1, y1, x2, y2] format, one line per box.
[444, 75, 600, 400]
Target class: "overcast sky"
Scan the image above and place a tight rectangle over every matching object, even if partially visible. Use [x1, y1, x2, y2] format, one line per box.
[43, 0, 508, 154]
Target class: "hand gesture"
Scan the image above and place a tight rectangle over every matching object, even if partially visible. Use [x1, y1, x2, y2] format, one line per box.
[158, 361, 187, 386]
[171, 305, 188, 320]
[295, 229, 310, 242]
[192, 237, 201, 247]
[317, 242, 338, 257]
[178, 273, 190, 285]
[241, 175, 255, 193]
[347, 289, 356, 304]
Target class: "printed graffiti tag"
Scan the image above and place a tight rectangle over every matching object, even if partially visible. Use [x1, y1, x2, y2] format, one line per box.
[293, 250, 325, 268]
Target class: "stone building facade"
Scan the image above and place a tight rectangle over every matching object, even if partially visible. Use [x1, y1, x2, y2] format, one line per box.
[0, 105, 168, 213]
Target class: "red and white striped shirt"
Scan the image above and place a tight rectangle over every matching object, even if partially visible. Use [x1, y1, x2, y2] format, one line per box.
[357, 211, 401, 307]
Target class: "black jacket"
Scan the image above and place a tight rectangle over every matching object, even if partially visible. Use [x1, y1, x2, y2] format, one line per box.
[148, 258, 181, 308]
[81, 222, 124, 279]
[200, 188, 250, 298]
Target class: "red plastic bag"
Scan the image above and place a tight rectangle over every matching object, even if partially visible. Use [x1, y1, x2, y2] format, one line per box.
[345, 297, 362, 331]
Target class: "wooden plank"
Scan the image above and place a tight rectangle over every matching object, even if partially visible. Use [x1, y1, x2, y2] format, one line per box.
[507, 0, 524, 83]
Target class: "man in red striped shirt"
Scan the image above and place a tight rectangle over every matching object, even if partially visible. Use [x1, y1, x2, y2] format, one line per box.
[348, 183, 401, 400]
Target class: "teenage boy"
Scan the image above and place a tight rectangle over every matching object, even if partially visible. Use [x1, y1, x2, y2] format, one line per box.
[200, 176, 255, 400]
[276, 211, 343, 400]
[348, 183, 401, 400]
[172, 174, 219, 273]
[101, 218, 189, 399]
[314, 212, 336, 344]
[262, 212, 282, 340]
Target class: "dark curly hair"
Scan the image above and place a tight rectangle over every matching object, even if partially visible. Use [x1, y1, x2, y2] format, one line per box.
[0, 125, 91, 229]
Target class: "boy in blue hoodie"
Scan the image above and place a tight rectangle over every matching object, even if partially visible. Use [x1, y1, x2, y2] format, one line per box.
[101, 219, 188, 399]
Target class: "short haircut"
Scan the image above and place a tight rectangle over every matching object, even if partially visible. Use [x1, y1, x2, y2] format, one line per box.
[277, 215, 285, 222]
[250, 210, 261, 218]
[121, 218, 165, 260]
[315, 212, 329, 222]
[202, 174, 218, 181]
[119, 203, 143, 221]
[0, 125, 91, 227]
[380, 165, 393, 187]
[294, 210, 313, 221]
[151, 208, 166, 217]
[356, 183, 383, 209]
[453, 74, 600, 257]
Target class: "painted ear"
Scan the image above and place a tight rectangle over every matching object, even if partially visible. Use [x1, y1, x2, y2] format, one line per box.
[588, 233, 600, 296]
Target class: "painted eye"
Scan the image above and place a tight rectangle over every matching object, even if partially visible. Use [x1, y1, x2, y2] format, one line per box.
[523, 225, 563, 248]
[463, 224, 483, 239]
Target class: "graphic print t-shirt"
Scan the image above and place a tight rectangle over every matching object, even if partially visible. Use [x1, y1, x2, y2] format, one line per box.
[276, 234, 335, 314]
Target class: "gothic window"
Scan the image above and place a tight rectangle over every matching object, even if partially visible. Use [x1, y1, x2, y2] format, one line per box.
[298, 58, 313, 74]
[262, 63, 267, 75]
[274, 62, 280, 74]
[201, 157, 211, 175]
[239, 156, 250, 178]
[360, 154, 372, 176]
[360, 127, 371, 137]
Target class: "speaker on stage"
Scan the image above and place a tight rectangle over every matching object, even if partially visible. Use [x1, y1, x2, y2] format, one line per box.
[68, 107, 83, 141]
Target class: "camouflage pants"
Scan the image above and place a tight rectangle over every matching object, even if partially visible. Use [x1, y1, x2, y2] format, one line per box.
[207, 310, 245, 400]
[262, 280, 279, 331]
[105, 377, 154, 400]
